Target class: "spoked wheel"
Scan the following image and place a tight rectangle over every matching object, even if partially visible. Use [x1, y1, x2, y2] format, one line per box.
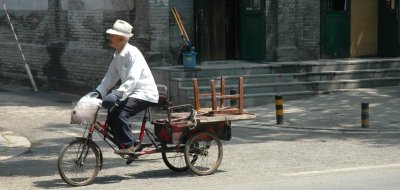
[161, 143, 198, 172]
[184, 131, 223, 175]
[58, 139, 101, 186]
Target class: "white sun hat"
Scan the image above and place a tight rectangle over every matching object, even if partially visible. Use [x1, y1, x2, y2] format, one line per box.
[106, 19, 134, 38]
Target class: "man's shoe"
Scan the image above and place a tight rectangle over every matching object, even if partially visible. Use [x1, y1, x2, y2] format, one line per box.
[114, 143, 141, 155]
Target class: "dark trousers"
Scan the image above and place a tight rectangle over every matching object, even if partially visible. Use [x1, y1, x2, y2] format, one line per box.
[108, 97, 154, 148]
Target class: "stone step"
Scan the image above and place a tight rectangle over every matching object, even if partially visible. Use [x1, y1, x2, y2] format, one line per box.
[152, 58, 400, 107]
[157, 58, 400, 79]
[173, 68, 400, 87]
[188, 90, 323, 107]
[180, 76, 400, 95]
[177, 77, 400, 106]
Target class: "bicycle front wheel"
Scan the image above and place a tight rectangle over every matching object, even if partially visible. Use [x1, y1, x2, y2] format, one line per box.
[58, 139, 101, 186]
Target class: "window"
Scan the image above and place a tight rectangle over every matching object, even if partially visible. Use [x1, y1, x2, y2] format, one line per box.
[246, 0, 261, 11]
[331, 0, 347, 11]
[385, 0, 396, 10]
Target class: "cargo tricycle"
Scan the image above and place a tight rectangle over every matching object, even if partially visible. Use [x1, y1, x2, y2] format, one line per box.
[58, 86, 254, 186]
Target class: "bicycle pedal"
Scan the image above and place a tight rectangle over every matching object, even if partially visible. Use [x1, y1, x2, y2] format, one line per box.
[125, 154, 138, 165]
[120, 154, 130, 159]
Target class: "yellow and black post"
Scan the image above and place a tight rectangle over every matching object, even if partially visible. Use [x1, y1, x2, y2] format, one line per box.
[361, 103, 369, 128]
[275, 95, 284, 125]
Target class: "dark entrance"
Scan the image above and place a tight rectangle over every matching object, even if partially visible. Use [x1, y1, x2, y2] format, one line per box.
[194, 0, 239, 60]
[320, 0, 350, 58]
[194, 0, 266, 61]
[378, 0, 399, 57]
[239, 0, 266, 60]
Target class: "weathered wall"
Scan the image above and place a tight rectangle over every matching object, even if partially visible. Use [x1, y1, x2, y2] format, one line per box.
[145, 0, 171, 66]
[265, 0, 278, 61]
[0, 0, 169, 93]
[273, 0, 320, 61]
[0, 0, 322, 93]
[167, 0, 320, 63]
[164, 0, 319, 62]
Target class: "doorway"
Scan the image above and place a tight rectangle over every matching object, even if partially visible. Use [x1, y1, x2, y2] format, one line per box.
[378, 0, 399, 57]
[320, 0, 350, 58]
[321, 0, 399, 58]
[350, 0, 378, 57]
[239, 0, 266, 60]
[194, 0, 266, 61]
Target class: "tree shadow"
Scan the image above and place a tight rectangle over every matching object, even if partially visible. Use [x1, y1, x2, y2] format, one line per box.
[42, 42, 68, 90]
[0, 84, 80, 107]
[33, 175, 129, 189]
[33, 168, 228, 188]
[231, 126, 400, 146]
[33, 178, 70, 189]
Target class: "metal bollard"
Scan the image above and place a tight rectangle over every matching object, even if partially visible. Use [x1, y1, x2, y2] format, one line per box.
[361, 103, 369, 128]
[275, 95, 284, 125]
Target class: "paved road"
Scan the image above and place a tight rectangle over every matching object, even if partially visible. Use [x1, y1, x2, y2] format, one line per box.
[199, 165, 400, 190]
[1, 84, 400, 189]
[1, 125, 400, 189]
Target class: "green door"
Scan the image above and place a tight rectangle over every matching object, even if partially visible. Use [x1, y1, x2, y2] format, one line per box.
[321, 0, 350, 58]
[239, 0, 266, 60]
[378, 0, 399, 57]
[194, 0, 205, 61]
[195, 0, 265, 61]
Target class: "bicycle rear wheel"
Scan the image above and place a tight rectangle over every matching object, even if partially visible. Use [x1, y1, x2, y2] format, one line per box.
[58, 139, 101, 186]
[162, 143, 189, 172]
[184, 131, 223, 175]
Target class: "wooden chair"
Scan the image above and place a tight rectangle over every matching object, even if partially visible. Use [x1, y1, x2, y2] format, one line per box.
[192, 76, 243, 115]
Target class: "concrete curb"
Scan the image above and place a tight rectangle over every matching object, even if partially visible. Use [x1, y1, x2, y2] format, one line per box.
[235, 124, 400, 135]
[0, 131, 31, 161]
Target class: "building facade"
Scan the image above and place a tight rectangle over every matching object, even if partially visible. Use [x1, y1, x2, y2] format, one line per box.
[0, 0, 399, 93]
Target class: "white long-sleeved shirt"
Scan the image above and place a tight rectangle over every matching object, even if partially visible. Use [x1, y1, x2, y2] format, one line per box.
[96, 43, 159, 103]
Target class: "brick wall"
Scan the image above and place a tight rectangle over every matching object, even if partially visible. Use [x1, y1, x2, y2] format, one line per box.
[0, 0, 153, 93]
[146, 0, 172, 66]
[274, 0, 320, 61]
[295, 0, 320, 59]
[0, 0, 323, 93]
[265, 0, 278, 61]
[166, 0, 316, 62]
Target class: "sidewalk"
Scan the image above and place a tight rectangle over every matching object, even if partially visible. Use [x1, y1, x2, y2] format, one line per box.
[1, 84, 400, 161]
[0, 130, 30, 161]
[236, 86, 400, 134]
[0, 84, 79, 162]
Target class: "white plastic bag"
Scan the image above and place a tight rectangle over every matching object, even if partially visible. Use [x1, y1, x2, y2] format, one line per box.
[70, 92, 103, 124]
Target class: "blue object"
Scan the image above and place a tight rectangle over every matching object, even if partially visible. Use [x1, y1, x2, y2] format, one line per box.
[183, 51, 196, 69]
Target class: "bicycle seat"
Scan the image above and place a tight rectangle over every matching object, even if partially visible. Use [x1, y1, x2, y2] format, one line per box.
[156, 84, 170, 106]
